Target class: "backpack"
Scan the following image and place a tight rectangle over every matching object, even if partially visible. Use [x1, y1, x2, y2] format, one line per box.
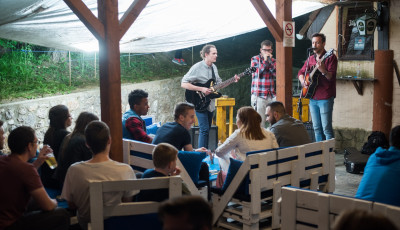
[361, 131, 389, 155]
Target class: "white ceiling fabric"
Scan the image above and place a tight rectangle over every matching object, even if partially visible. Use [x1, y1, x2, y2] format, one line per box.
[0, 0, 326, 53]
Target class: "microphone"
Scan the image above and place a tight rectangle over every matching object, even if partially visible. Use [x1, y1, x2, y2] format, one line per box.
[267, 56, 272, 63]
[307, 47, 316, 51]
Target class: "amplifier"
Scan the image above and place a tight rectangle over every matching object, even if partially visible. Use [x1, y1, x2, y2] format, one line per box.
[303, 122, 315, 143]
[190, 125, 218, 151]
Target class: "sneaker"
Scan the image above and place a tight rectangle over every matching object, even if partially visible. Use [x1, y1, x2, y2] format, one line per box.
[172, 58, 181, 65]
[180, 59, 187, 65]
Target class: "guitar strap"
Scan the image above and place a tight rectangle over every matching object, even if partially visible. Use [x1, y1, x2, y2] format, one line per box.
[210, 65, 216, 82]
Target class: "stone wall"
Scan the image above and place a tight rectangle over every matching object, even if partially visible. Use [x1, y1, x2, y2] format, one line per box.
[334, 128, 371, 151]
[0, 77, 184, 151]
[0, 69, 376, 152]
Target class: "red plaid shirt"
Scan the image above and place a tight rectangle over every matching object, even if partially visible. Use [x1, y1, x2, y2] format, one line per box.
[251, 54, 276, 99]
[125, 117, 152, 143]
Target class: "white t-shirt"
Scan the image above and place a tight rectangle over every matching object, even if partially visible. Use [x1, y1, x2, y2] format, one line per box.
[61, 160, 138, 229]
[215, 128, 279, 161]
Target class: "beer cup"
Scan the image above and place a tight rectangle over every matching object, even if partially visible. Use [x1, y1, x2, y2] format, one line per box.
[45, 153, 58, 169]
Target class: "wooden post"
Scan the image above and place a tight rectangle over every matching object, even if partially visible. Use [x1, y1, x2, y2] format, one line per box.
[373, 50, 393, 138]
[94, 52, 97, 78]
[97, 0, 123, 162]
[69, 51, 72, 86]
[275, 0, 293, 115]
[64, 0, 149, 162]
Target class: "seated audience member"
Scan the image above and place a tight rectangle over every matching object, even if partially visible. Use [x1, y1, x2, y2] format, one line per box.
[137, 143, 189, 202]
[41, 104, 72, 189]
[62, 121, 138, 230]
[215, 106, 278, 161]
[356, 125, 400, 206]
[0, 120, 4, 155]
[122, 89, 153, 143]
[159, 196, 213, 230]
[0, 126, 70, 230]
[266, 101, 311, 147]
[153, 102, 206, 151]
[55, 112, 99, 187]
[333, 209, 397, 230]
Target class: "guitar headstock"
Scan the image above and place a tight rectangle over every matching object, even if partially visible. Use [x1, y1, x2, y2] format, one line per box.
[322, 48, 335, 60]
[244, 67, 257, 75]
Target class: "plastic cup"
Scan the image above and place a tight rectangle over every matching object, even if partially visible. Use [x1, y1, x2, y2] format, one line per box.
[45, 153, 58, 169]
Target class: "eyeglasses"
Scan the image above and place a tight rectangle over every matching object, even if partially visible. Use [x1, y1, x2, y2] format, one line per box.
[262, 49, 273, 52]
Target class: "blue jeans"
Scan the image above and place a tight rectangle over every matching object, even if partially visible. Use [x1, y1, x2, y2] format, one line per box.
[309, 97, 334, 142]
[196, 110, 214, 148]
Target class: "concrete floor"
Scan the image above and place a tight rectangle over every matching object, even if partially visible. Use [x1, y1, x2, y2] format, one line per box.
[333, 152, 363, 197]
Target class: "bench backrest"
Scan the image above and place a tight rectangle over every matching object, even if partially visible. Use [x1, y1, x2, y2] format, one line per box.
[122, 139, 202, 196]
[89, 177, 182, 230]
[281, 186, 400, 230]
[212, 139, 335, 228]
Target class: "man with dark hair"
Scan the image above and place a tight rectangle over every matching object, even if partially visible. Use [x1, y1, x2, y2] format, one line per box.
[153, 102, 205, 151]
[356, 125, 400, 207]
[266, 101, 311, 147]
[298, 33, 338, 141]
[251, 39, 277, 126]
[0, 126, 70, 230]
[62, 121, 138, 229]
[122, 89, 153, 143]
[159, 196, 213, 230]
[0, 120, 4, 155]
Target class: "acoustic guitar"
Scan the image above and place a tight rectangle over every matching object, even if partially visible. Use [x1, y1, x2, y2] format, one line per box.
[185, 67, 256, 111]
[301, 49, 334, 98]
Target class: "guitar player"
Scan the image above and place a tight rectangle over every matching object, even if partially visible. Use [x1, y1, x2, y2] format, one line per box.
[181, 44, 239, 148]
[298, 33, 338, 142]
[250, 40, 277, 127]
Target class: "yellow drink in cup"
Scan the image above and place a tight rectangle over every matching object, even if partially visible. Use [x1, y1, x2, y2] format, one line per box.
[45, 153, 58, 169]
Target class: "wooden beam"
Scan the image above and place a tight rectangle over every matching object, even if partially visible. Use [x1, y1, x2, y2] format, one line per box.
[119, 0, 150, 40]
[63, 0, 105, 41]
[97, 0, 124, 162]
[275, 0, 293, 115]
[250, 0, 283, 42]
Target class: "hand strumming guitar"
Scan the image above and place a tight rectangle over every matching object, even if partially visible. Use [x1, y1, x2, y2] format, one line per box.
[201, 87, 213, 95]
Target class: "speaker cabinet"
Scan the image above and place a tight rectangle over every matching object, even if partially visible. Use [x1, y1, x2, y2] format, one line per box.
[190, 125, 218, 151]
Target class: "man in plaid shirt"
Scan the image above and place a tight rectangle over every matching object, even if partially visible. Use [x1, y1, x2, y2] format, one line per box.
[122, 89, 153, 143]
[250, 40, 276, 127]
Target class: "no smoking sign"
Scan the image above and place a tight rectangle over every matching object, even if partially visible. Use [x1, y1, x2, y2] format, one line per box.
[283, 21, 295, 47]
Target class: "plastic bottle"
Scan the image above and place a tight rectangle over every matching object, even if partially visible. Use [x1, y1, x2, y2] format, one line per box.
[356, 64, 361, 78]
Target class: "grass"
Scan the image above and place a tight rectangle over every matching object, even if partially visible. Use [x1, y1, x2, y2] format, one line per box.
[0, 13, 311, 103]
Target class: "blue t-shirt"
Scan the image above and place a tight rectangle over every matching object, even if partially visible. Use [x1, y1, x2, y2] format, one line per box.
[152, 122, 191, 150]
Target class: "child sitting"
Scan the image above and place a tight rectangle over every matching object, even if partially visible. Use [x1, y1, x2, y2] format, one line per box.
[137, 143, 189, 202]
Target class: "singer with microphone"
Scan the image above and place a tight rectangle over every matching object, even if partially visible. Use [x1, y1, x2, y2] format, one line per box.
[298, 33, 337, 142]
[250, 40, 276, 127]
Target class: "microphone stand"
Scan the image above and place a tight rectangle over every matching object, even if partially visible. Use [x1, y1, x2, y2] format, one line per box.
[297, 48, 314, 121]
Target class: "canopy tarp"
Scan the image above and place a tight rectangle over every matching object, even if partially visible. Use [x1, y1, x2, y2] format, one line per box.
[0, 0, 326, 53]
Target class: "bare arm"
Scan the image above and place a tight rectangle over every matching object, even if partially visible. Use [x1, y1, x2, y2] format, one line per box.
[298, 74, 306, 86]
[32, 145, 52, 169]
[30, 187, 57, 211]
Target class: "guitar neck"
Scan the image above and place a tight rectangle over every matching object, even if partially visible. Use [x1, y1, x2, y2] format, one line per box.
[213, 71, 246, 91]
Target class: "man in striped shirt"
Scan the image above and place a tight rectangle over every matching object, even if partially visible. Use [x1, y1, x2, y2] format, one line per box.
[250, 40, 276, 127]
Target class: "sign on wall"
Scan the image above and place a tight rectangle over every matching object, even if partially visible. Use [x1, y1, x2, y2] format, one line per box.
[283, 21, 295, 47]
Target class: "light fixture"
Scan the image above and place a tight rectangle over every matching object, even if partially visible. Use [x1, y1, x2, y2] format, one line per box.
[356, 10, 378, 36]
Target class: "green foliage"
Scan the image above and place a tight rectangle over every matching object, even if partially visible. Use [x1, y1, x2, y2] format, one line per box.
[0, 39, 193, 102]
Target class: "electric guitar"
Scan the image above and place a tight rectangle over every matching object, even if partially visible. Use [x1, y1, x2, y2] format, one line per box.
[185, 67, 256, 111]
[301, 49, 334, 98]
